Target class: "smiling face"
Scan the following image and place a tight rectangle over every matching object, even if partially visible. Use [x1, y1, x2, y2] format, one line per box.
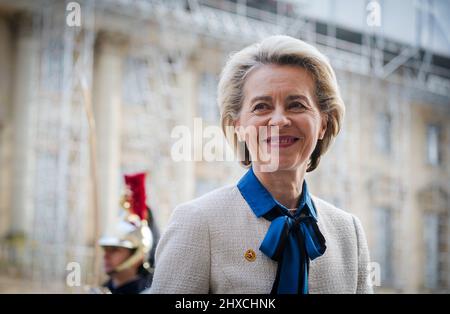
[235, 64, 327, 172]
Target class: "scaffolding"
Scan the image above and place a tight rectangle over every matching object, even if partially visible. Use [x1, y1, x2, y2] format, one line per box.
[0, 0, 448, 292]
[19, 0, 97, 289]
[85, 0, 450, 97]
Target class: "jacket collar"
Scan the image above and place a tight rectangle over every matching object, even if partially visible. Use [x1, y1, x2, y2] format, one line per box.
[237, 167, 317, 220]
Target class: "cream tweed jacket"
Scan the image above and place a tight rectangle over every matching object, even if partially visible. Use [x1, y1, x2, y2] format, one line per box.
[149, 185, 373, 294]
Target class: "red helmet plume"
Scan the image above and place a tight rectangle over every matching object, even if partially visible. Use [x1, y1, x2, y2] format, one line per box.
[124, 172, 148, 221]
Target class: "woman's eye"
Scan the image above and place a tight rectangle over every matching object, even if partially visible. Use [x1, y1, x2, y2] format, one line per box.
[288, 102, 306, 111]
[252, 103, 270, 112]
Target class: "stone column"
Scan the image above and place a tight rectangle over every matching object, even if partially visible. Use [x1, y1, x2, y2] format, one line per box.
[176, 65, 197, 201]
[0, 15, 13, 238]
[8, 13, 39, 239]
[92, 31, 127, 236]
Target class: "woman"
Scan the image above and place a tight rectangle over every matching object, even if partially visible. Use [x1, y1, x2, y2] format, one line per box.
[149, 35, 373, 294]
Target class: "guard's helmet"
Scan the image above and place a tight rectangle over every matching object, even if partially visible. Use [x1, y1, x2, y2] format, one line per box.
[98, 173, 153, 273]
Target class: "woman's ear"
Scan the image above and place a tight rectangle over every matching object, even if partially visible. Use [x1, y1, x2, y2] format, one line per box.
[319, 114, 328, 140]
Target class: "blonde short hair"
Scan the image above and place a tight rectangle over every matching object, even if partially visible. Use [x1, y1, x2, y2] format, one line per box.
[218, 35, 345, 172]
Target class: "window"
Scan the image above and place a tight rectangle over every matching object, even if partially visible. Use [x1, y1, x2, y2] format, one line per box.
[424, 212, 448, 290]
[122, 57, 149, 106]
[424, 213, 439, 289]
[373, 207, 394, 287]
[375, 113, 392, 154]
[426, 124, 441, 166]
[198, 73, 219, 123]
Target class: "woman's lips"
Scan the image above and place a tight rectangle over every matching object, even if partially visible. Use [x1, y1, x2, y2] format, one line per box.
[265, 136, 300, 148]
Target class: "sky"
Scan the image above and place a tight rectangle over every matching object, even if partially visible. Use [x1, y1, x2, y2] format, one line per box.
[296, 0, 450, 56]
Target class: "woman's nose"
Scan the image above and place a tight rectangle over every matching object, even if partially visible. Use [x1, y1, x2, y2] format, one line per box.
[268, 109, 291, 127]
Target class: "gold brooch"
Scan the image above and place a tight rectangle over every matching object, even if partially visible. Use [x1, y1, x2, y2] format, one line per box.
[244, 249, 256, 262]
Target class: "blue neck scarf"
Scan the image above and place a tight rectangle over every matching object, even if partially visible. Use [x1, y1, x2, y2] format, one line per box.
[237, 167, 326, 294]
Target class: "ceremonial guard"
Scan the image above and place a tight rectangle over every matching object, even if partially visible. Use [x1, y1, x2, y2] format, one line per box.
[96, 172, 159, 294]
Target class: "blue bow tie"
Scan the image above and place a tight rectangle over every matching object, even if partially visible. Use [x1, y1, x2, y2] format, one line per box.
[237, 168, 326, 294]
[260, 207, 326, 294]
